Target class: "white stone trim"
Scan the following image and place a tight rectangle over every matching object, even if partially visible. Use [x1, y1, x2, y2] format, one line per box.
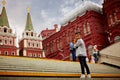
[23, 49, 26, 56]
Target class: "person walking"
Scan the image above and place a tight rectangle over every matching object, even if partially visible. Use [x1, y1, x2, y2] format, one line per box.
[93, 45, 99, 63]
[70, 41, 76, 61]
[74, 32, 91, 78]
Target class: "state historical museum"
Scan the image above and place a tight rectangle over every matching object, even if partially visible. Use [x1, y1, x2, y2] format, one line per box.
[42, 0, 120, 60]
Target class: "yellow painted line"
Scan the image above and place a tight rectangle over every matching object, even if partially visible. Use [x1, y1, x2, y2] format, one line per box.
[0, 71, 120, 78]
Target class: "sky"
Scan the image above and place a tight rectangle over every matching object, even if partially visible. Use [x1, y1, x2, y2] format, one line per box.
[0, 0, 103, 41]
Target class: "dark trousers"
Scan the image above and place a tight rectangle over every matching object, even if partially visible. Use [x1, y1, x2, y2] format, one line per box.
[70, 49, 76, 61]
[78, 56, 90, 74]
[93, 53, 98, 63]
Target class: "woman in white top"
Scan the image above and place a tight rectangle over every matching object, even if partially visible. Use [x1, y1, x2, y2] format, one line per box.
[74, 32, 91, 78]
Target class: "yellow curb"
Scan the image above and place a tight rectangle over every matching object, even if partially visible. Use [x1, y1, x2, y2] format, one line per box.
[0, 71, 120, 78]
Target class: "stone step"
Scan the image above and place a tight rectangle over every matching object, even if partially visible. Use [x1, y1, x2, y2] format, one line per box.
[0, 55, 120, 78]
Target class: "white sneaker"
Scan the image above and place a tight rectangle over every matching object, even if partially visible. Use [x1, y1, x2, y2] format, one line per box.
[80, 74, 85, 78]
[87, 74, 91, 78]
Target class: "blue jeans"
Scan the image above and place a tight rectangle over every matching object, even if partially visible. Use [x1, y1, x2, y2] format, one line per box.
[70, 49, 76, 61]
[93, 53, 98, 63]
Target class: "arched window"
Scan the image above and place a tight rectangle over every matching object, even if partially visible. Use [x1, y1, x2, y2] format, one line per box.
[0, 39, 2, 44]
[28, 42, 30, 47]
[110, 15, 113, 25]
[114, 36, 120, 42]
[83, 24, 87, 36]
[38, 54, 41, 58]
[31, 32, 33, 36]
[87, 22, 91, 34]
[59, 38, 62, 49]
[33, 53, 37, 57]
[50, 42, 53, 53]
[37, 43, 38, 47]
[26, 32, 28, 36]
[33, 43, 34, 47]
[4, 51, 8, 55]
[10, 40, 12, 45]
[11, 52, 15, 55]
[4, 28, 7, 33]
[5, 40, 7, 44]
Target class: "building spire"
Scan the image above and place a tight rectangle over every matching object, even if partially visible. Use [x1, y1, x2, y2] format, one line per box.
[25, 6, 34, 31]
[0, 0, 10, 27]
[27, 6, 30, 13]
[2, 0, 6, 6]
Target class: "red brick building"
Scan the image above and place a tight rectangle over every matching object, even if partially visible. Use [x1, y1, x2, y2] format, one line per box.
[0, 1, 17, 56]
[103, 0, 120, 44]
[19, 7, 43, 58]
[39, 24, 58, 40]
[42, 0, 120, 60]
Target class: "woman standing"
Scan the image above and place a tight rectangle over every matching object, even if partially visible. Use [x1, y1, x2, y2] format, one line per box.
[74, 32, 91, 78]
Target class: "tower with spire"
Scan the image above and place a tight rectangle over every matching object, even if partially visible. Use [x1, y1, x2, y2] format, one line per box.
[19, 6, 43, 58]
[0, 0, 17, 56]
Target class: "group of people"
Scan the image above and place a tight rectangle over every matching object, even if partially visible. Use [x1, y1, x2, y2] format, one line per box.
[69, 32, 99, 78]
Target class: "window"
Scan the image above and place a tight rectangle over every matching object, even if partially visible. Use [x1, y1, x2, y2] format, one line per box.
[11, 52, 15, 55]
[4, 51, 8, 55]
[4, 28, 7, 33]
[5, 40, 7, 44]
[10, 40, 12, 45]
[33, 53, 37, 57]
[83, 22, 91, 36]
[50, 42, 53, 53]
[110, 15, 113, 25]
[26, 32, 28, 36]
[38, 54, 41, 58]
[57, 39, 59, 49]
[33, 43, 34, 47]
[59, 39, 62, 49]
[83, 24, 87, 36]
[87, 22, 91, 34]
[31, 32, 33, 36]
[37, 43, 38, 47]
[28, 42, 30, 47]
[0, 39, 2, 44]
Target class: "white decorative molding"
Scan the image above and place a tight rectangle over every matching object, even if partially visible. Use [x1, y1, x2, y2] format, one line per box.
[23, 49, 26, 56]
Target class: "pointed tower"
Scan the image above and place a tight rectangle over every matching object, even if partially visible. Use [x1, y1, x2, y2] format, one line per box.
[19, 6, 43, 58]
[0, 0, 17, 56]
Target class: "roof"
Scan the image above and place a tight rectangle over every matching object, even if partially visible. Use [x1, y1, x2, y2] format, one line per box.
[60, 1, 102, 26]
[25, 12, 34, 31]
[0, 7, 10, 27]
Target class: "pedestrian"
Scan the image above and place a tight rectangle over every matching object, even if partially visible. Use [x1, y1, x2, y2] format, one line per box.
[93, 45, 99, 63]
[74, 32, 91, 78]
[70, 41, 76, 61]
